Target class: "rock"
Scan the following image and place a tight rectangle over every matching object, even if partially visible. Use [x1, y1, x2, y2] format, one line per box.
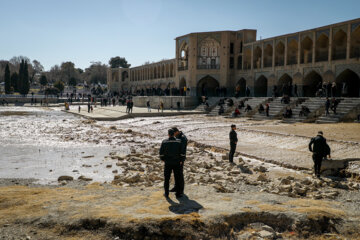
[106, 164, 112, 168]
[82, 155, 94, 158]
[78, 176, 92, 181]
[110, 126, 117, 130]
[82, 164, 92, 168]
[253, 166, 267, 173]
[58, 176, 73, 181]
[280, 178, 292, 185]
[301, 177, 313, 185]
[257, 173, 268, 182]
[112, 170, 118, 174]
[222, 154, 229, 160]
[261, 225, 275, 233]
[258, 230, 275, 239]
[126, 129, 133, 133]
[278, 184, 292, 193]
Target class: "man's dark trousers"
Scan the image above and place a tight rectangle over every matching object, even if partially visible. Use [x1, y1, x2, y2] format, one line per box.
[229, 143, 237, 163]
[164, 163, 182, 196]
[312, 153, 323, 175]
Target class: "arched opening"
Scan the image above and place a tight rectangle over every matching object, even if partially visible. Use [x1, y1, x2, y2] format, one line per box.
[332, 29, 347, 60]
[287, 39, 298, 65]
[275, 42, 285, 66]
[170, 63, 174, 77]
[336, 69, 360, 97]
[301, 36, 313, 64]
[157, 66, 161, 78]
[254, 75, 268, 97]
[161, 65, 165, 78]
[237, 55, 243, 70]
[278, 74, 293, 96]
[178, 42, 189, 70]
[264, 44, 273, 68]
[154, 67, 157, 79]
[243, 47, 252, 70]
[179, 78, 186, 89]
[121, 71, 128, 82]
[253, 46, 262, 69]
[315, 33, 329, 62]
[236, 78, 246, 97]
[350, 25, 360, 58]
[196, 75, 220, 97]
[303, 71, 323, 97]
[165, 64, 169, 78]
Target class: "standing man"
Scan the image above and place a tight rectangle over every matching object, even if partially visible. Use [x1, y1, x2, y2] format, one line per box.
[229, 124, 238, 163]
[170, 127, 187, 195]
[159, 129, 184, 198]
[147, 100, 151, 112]
[325, 98, 330, 116]
[294, 84, 298, 97]
[309, 131, 331, 178]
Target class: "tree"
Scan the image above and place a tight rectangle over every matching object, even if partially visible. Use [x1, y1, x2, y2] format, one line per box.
[60, 61, 79, 85]
[54, 80, 65, 92]
[39, 75, 48, 88]
[82, 62, 107, 85]
[68, 77, 77, 86]
[30, 60, 44, 83]
[10, 72, 18, 92]
[4, 64, 11, 94]
[109, 56, 131, 68]
[18, 60, 30, 95]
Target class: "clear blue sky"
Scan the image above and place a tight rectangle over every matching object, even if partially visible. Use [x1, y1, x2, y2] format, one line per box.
[0, 0, 359, 70]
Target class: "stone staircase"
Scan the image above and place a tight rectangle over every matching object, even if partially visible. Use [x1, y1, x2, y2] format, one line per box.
[252, 97, 296, 120]
[240, 97, 269, 118]
[281, 98, 324, 123]
[316, 98, 360, 123]
[207, 98, 237, 116]
[194, 97, 221, 112]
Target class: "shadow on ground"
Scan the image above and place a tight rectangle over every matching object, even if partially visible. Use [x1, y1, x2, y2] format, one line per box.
[166, 194, 203, 214]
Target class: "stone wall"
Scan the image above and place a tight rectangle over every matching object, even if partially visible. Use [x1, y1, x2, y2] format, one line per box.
[132, 96, 199, 109]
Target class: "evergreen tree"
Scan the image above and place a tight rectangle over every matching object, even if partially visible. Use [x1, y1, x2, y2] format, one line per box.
[11, 73, 19, 92]
[18, 60, 24, 93]
[23, 61, 30, 95]
[4, 64, 11, 94]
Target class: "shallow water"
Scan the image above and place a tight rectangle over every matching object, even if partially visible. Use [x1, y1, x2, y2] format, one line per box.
[0, 107, 130, 184]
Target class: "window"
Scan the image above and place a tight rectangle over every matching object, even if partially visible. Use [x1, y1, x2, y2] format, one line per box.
[230, 43, 234, 54]
[230, 57, 234, 69]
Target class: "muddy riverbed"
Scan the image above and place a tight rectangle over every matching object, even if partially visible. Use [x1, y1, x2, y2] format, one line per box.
[0, 106, 360, 239]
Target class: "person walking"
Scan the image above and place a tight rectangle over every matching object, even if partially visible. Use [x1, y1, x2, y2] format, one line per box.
[309, 131, 331, 178]
[147, 100, 151, 112]
[245, 86, 250, 97]
[87, 102, 90, 113]
[325, 98, 330, 116]
[294, 84, 298, 97]
[78, 105, 81, 113]
[130, 100, 133, 113]
[169, 127, 187, 195]
[265, 103, 270, 117]
[160, 101, 164, 113]
[229, 124, 238, 163]
[177, 101, 181, 111]
[159, 129, 185, 198]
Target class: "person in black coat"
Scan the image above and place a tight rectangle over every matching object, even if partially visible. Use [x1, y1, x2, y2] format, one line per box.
[159, 129, 185, 198]
[169, 127, 188, 195]
[309, 131, 331, 178]
[229, 124, 238, 163]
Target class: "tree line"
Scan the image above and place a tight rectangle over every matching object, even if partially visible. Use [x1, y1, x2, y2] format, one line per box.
[1, 56, 131, 94]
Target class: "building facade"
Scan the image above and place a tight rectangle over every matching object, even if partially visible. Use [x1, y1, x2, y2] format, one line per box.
[108, 18, 360, 97]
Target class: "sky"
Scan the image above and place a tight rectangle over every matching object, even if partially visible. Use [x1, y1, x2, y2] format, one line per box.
[0, 0, 359, 71]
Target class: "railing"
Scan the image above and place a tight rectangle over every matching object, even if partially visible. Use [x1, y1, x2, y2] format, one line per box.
[332, 50, 346, 60]
[263, 60, 272, 68]
[351, 48, 360, 58]
[0, 94, 59, 98]
[315, 52, 329, 62]
[287, 56, 298, 65]
[275, 60, 284, 66]
[197, 64, 220, 69]
[178, 66, 188, 71]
